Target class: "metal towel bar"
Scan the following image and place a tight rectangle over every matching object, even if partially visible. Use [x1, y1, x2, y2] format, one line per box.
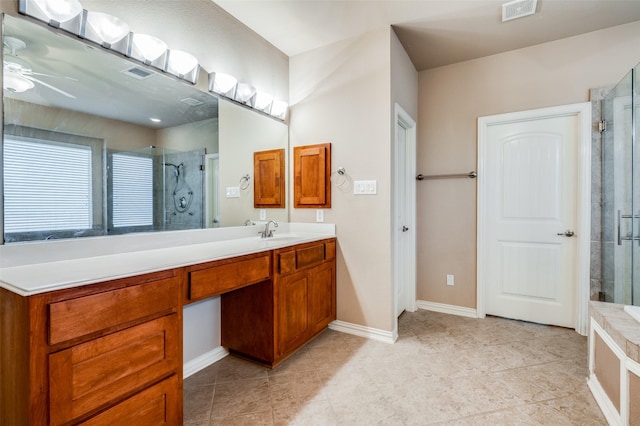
[416, 171, 477, 181]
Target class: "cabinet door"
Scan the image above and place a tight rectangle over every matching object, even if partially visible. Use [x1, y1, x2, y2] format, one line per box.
[254, 148, 285, 208]
[294, 143, 331, 208]
[276, 271, 310, 356]
[308, 261, 336, 335]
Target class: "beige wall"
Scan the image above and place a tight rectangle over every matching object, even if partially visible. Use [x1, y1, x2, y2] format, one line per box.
[157, 118, 218, 155]
[418, 20, 640, 308]
[290, 28, 417, 333]
[218, 100, 288, 227]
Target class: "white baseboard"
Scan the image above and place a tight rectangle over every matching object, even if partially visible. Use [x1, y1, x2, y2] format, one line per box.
[587, 374, 621, 426]
[416, 300, 479, 318]
[183, 346, 229, 379]
[329, 320, 397, 344]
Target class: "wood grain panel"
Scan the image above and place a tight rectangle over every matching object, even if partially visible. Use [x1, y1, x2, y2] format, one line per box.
[277, 271, 309, 356]
[278, 251, 296, 275]
[49, 315, 178, 425]
[79, 375, 180, 425]
[294, 143, 331, 208]
[308, 262, 336, 334]
[254, 148, 285, 208]
[296, 243, 325, 269]
[188, 254, 271, 301]
[49, 277, 178, 345]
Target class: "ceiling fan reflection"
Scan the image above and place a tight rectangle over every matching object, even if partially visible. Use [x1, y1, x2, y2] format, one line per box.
[3, 36, 77, 99]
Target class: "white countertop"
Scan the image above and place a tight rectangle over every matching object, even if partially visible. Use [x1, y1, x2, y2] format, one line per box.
[0, 223, 335, 296]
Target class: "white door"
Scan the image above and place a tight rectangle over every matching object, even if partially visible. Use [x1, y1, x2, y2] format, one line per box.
[394, 104, 417, 318]
[483, 113, 579, 328]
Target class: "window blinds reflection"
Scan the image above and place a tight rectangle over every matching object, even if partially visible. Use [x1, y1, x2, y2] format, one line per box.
[4, 136, 92, 232]
[110, 153, 153, 228]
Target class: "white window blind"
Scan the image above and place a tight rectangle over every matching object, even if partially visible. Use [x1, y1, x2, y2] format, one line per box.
[4, 137, 92, 232]
[111, 153, 153, 227]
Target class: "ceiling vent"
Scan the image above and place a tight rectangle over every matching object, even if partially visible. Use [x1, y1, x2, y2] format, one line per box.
[121, 66, 154, 80]
[502, 0, 538, 22]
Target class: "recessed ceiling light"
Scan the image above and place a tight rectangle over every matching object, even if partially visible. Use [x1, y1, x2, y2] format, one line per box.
[150, 117, 162, 123]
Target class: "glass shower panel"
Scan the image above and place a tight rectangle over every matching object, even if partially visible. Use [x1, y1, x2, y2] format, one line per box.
[602, 67, 638, 305]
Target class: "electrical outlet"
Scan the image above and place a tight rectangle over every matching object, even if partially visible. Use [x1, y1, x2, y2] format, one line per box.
[316, 209, 324, 222]
[259, 209, 266, 220]
[446, 274, 454, 286]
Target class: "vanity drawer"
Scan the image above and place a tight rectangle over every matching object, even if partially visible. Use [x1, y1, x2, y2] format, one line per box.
[49, 314, 179, 425]
[49, 276, 179, 346]
[188, 253, 271, 301]
[79, 375, 180, 426]
[278, 239, 335, 275]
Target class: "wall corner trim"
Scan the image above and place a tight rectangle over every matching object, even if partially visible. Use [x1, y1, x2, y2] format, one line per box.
[183, 346, 229, 379]
[329, 320, 397, 344]
[416, 300, 479, 318]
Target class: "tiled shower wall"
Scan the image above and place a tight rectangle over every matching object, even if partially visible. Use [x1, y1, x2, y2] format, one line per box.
[155, 148, 205, 231]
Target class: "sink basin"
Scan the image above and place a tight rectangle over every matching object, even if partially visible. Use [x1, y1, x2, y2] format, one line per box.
[624, 305, 640, 323]
[257, 233, 302, 243]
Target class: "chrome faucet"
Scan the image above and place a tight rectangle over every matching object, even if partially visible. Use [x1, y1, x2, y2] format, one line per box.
[244, 219, 256, 226]
[261, 220, 278, 238]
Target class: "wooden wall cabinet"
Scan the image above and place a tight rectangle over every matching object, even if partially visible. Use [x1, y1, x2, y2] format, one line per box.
[221, 238, 336, 367]
[293, 143, 331, 208]
[254, 148, 285, 208]
[0, 270, 183, 425]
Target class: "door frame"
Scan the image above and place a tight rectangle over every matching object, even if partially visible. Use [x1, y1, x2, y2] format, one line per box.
[477, 102, 592, 335]
[393, 103, 417, 322]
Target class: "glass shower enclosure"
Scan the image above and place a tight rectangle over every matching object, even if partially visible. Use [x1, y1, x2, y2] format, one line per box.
[601, 63, 640, 305]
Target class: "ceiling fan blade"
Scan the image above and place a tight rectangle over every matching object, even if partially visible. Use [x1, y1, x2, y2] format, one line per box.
[25, 75, 76, 99]
[25, 70, 79, 81]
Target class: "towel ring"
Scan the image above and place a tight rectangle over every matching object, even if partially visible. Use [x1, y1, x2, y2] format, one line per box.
[239, 174, 251, 190]
[330, 167, 348, 187]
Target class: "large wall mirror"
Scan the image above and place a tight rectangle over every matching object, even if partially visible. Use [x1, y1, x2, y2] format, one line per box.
[1, 14, 288, 243]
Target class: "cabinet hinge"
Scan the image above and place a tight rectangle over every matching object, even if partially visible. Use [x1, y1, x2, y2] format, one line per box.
[598, 120, 607, 133]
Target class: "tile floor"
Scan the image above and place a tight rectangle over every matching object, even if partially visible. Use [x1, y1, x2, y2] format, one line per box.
[184, 310, 605, 425]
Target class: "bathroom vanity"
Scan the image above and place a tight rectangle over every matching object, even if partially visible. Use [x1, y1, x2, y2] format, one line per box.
[0, 225, 336, 425]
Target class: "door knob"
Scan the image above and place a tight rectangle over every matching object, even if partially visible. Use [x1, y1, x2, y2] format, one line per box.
[557, 230, 575, 237]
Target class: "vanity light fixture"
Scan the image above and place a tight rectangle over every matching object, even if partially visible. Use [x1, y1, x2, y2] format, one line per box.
[253, 92, 273, 114]
[83, 11, 130, 54]
[208, 72, 237, 98]
[19, 0, 84, 35]
[166, 50, 199, 84]
[129, 33, 168, 70]
[270, 100, 288, 120]
[234, 82, 256, 106]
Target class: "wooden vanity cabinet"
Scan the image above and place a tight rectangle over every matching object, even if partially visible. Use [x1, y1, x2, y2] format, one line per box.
[0, 269, 183, 425]
[293, 143, 331, 208]
[221, 238, 336, 367]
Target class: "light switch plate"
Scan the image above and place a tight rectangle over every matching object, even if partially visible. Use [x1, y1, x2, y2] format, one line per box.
[316, 209, 324, 222]
[259, 209, 266, 220]
[354, 180, 377, 195]
[226, 186, 240, 198]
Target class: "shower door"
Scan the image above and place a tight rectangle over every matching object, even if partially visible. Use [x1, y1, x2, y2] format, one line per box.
[602, 65, 640, 305]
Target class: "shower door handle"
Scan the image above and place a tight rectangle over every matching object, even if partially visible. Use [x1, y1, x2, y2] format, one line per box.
[557, 230, 575, 237]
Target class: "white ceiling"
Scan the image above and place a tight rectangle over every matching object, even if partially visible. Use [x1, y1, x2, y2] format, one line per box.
[213, 0, 640, 71]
